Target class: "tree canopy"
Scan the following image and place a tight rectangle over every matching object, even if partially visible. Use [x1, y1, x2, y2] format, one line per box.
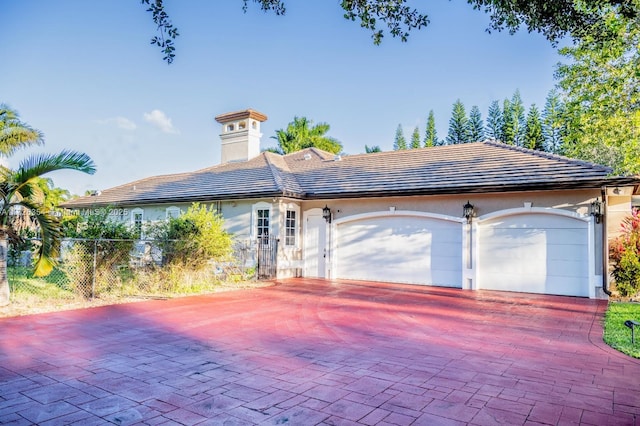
[268, 116, 342, 155]
[144, 0, 638, 63]
[556, 8, 640, 175]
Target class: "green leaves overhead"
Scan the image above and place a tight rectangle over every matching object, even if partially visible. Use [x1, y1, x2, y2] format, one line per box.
[142, 1, 637, 63]
[556, 8, 640, 174]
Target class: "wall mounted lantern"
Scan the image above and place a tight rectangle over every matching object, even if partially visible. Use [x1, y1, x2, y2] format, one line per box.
[591, 199, 603, 224]
[463, 201, 475, 224]
[322, 205, 332, 223]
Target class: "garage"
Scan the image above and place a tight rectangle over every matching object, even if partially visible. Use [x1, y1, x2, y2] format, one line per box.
[477, 212, 590, 297]
[334, 213, 463, 287]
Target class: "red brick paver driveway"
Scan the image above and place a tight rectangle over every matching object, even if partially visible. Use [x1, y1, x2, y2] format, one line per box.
[1, 279, 639, 425]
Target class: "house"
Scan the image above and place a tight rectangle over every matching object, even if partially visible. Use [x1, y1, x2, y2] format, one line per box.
[63, 109, 640, 298]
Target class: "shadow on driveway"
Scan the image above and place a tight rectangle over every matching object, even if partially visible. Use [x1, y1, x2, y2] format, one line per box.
[0, 278, 639, 425]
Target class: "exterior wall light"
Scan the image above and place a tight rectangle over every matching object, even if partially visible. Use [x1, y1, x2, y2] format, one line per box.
[591, 199, 603, 224]
[463, 201, 475, 224]
[322, 205, 332, 223]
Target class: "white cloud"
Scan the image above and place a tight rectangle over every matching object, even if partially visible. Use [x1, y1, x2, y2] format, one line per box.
[143, 109, 179, 134]
[113, 117, 137, 130]
[96, 116, 137, 130]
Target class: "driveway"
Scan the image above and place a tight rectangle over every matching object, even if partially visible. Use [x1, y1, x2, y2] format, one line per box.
[0, 278, 639, 425]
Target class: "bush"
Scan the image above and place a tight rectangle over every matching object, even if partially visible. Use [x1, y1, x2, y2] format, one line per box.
[147, 203, 233, 269]
[61, 208, 136, 298]
[609, 210, 640, 297]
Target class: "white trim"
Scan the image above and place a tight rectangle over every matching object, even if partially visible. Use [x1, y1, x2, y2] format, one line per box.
[334, 210, 465, 226]
[587, 215, 597, 298]
[131, 208, 144, 238]
[283, 203, 301, 248]
[251, 201, 272, 241]
[165, 206, 181, 219]
[303, 208, 328, 278]
[478, 206, 588, 223]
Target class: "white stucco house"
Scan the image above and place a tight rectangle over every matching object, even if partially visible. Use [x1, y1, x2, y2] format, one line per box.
[63, 109, 640, 299]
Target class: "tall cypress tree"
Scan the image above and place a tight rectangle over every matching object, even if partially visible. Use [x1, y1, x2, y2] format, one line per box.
[468, 105, 485, 142]
[410, 126, 421, 149]
[485, 100, 503, 141]
[446, 100, 469, 145]
[393, 124, 407, 150]
[542, 90, 565, 154]
[424, 110, 438, 147]
[502, 98, 514, 144]
[524, 104, 545, 151]
[510, 90, 526, 146]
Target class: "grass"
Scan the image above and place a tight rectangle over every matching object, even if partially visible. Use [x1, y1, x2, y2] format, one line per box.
[2, 264, 262, 318]
[604, 301, 640, 359]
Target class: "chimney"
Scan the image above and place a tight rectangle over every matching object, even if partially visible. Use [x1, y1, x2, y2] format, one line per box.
[214, 109, 268, 163]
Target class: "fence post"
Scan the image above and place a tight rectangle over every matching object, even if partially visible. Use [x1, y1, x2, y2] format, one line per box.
[91, 239, 97, 299]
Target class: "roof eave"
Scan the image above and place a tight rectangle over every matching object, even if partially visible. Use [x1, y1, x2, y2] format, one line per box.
[301, 177, 640, 200]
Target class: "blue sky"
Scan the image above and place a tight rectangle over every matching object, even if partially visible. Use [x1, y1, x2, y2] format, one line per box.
[2, 1, 563, 195]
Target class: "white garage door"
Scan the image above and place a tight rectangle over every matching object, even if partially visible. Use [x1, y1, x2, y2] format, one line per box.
[335, 215, 462, 287]
[478, 214, 589, 297]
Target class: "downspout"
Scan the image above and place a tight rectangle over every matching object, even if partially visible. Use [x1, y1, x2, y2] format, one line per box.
[601, 186, 612, 296]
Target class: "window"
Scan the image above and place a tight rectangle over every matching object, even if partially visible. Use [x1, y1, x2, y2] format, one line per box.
[131, 208, 144, 238]
[238, 121, 246, 130]
[226, 124, 235, 132]
[166, 206, 181, 219]
[256, 208, 270, 242]
[285, 210, 296, 246]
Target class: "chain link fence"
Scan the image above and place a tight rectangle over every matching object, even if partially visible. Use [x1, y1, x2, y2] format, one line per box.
[6, 238, 259, 314]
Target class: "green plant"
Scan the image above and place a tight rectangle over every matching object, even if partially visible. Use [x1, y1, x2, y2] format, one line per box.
[61, 208, 135, 298]
[604, 302, 640, 358]
[147, 203, 233, 269]
[609, 210, 640, 297]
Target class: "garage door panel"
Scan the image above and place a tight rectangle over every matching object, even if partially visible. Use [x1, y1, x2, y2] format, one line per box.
[336, 216, 462, 287]
[479, 213, 589, 297]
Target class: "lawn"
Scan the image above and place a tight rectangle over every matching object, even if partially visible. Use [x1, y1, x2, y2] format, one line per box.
[604, 301, 640, 358]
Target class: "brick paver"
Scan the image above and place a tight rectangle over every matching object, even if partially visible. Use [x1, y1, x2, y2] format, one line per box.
[1, 278, 639, 425]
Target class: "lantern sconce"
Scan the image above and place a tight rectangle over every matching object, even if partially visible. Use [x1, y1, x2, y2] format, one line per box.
[591, 199, 603, 224]
[322, 205, 332, 223]
[463, 201, 475, 224]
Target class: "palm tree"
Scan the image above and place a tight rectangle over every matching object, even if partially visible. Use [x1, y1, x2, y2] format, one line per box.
[0, 105, 95, 305]
[0, 104, 44, 155]
[0, 151, 96, 305]
[269, 116, 343, 154]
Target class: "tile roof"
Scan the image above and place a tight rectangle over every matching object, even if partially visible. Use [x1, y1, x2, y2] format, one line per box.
[63, 141, 638, 208]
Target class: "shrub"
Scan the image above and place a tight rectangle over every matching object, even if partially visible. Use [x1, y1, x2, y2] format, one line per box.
[61, 207, 136, 298]
[147, 203, 233, 269]
[609, 210, 640, 297]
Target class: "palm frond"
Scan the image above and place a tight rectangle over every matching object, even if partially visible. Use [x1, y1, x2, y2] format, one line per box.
[0, 104, 44, 156]
[13, 150, 96, 184]
[19, 198, 62, 277]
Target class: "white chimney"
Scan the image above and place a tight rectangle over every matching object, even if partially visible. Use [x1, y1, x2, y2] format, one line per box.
[214, 109, 268, 163]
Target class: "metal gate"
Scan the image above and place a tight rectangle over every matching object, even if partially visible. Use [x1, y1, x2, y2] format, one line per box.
[257, 235, 278, 279]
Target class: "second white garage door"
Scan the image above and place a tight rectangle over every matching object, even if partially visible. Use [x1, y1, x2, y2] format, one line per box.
[335, 214, 462, 287]
[477, 213, 590, 297]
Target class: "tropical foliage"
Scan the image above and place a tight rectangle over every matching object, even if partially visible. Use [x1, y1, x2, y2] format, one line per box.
[609, 210, 640, 298]
[269, 116, 342, 154]
[0, 105, 95, 305]
[0, 104, 43, 155]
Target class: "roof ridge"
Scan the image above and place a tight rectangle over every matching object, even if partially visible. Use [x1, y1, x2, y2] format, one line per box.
[482, 140, 613, 172]
[263, 151, 288, 193]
